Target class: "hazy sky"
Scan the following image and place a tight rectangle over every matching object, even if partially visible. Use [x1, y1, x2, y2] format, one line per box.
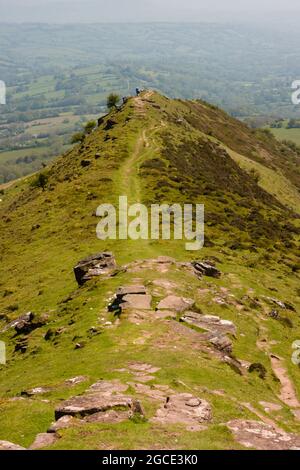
[1, 0, 300, 23]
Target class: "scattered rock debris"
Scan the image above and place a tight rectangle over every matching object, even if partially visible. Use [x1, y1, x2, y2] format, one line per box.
[21, 376, 88, 397]
[227, 419, 300, 450]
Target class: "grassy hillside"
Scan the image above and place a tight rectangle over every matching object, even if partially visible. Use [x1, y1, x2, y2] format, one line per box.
[0, 92, 300, 450]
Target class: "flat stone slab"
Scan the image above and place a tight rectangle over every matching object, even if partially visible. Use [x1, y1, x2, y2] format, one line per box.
[181, 312, 236, 335]
[55, 394, 132, 420]
[0, 440, 26, 451]
[227, 419, 300, 450]
[151, 393, 212, 430]
[157, 296, 194, 312]
[54, 380, 137, 421]
[29, 433, 58, 450]
[121, 294, 152, 310]
[117, 285, 147, 296]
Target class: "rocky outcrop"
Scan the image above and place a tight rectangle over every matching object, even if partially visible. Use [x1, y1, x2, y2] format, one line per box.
[74, 252, 116, 286]
[181, 312, 236, 335]
[192, 261, 221, 279]
[181, 312, 235, 354]
[54, 380, 143, 422]
[14, 313, 48, 335]
[1, 312, 33, 333]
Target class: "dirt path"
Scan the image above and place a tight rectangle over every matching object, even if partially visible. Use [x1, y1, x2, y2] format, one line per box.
[120, 90, 164, 203]
[270, 356, 300, 412]
[121, 130, 147, 203]
[256, 322, 300, 418]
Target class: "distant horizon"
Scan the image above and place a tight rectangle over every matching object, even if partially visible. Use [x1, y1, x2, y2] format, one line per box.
[1, 0, 300, 25]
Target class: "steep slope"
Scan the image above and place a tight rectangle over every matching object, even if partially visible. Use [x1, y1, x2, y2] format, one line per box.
[0, 91, 299, 450]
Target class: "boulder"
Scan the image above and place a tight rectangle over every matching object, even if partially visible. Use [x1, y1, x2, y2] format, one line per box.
[192, 261, 221, 279]
[74, 252, 116, 286]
